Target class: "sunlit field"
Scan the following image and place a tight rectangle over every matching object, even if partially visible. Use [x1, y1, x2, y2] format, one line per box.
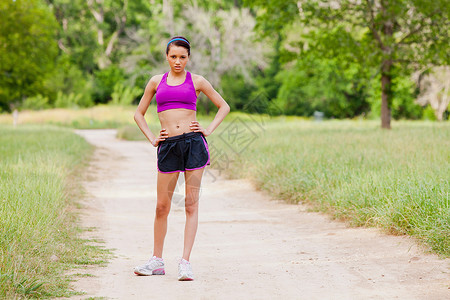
[0, 125, 109, 298]
[119, 116, 449, 256]
[0, 105, 139, 129]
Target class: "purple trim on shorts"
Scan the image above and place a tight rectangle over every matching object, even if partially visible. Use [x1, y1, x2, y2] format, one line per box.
[185, 165, 206, 171]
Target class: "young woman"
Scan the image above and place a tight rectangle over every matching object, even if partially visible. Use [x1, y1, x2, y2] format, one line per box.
[133, 36, 230, 281]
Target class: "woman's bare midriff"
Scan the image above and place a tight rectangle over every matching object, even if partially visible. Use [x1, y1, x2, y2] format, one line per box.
[158, 108, 197, 137]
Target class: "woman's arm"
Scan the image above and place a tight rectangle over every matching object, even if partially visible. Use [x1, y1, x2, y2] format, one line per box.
[192, 75, 230, 137]
[134, 75, 167, 146]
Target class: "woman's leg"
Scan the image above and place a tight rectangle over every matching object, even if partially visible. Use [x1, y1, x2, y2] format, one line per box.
[182, 167, 205, 261]
[153, 171, 180, 258]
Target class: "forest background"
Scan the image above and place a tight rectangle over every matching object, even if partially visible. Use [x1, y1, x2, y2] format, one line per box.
[0, 0, 449, 126]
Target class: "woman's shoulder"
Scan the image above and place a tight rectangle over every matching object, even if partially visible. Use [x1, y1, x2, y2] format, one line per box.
[189, 72, 205, 80]
[146, 73, 166, 90]
[190, 72, 208, 86]
[150, 73, 166, 82]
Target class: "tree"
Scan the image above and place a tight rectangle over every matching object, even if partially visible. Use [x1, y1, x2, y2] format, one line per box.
[181, 3, 269, 114]
[121, 0, 268, 114]
[0, 0, 59, 111]
[85, 0, 128, 69]
[246, 0, 450, 128]
[46, 0, 98, 73]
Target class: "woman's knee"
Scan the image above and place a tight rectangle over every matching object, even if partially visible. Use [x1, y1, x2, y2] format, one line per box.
[185, 195, 199, 215]
[155, 203, 171, 218]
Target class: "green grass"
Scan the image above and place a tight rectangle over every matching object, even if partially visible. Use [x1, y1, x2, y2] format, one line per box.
[118, 117, 449, 256]
[0, 125, 110, 298]
[214, 118, 449, 256]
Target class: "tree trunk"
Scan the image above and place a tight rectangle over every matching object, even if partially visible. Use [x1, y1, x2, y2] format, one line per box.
[380, 1, 393, 129]
[381, 62, 392, 129]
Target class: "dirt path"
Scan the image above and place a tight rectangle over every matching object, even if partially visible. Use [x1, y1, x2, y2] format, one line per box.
[70, 129, 448, 300]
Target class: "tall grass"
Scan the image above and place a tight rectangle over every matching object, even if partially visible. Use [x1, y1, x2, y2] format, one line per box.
[0, 125, 108, 298]
[205, 118, 449, 256]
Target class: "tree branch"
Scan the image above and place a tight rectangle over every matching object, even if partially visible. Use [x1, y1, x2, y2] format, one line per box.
[365, 0, 384, 49]
[86, 0, 103, 23]
[57, 39, 69, 54]
[105, 1, 128, 57]
[396, 8, 440, 45]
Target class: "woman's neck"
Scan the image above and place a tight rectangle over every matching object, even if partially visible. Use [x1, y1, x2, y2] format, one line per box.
[168, 70, 186, 79]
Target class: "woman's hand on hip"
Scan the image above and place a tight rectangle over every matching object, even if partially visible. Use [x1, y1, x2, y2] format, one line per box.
[152, 128, 168, 147]
[190, 121, 210, 137]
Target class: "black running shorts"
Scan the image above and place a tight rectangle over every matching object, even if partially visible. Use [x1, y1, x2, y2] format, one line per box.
[157, 131, 210, 173]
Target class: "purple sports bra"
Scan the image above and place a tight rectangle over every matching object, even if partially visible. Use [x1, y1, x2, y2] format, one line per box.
[155, 71, 197, 113]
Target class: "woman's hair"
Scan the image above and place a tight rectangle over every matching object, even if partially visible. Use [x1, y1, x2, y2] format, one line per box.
[166, 36, 190, 56]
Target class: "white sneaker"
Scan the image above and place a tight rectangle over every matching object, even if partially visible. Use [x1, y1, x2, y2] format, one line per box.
[134, 256, 165, 276]
[178, 258, 194, 281]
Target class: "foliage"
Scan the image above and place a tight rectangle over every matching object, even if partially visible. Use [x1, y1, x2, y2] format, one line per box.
[273, 53, 370, 118]
[367, 67, 424, 119]
[390, 74, 423, 119]
[21, 95, 51, 111]
[248, 34, 283, 112]
[92, 65, 126, 104]
[0, 0, 59, 111]
[110, 82, 142, 106]
[1, 0, 448, 119]
[219, 69, 258, 111]
[44, 54, 94, 107]
[47, 0, 98, 72]
[54, 91, 93, 108]
[246, 0, 450, 125]
[422, 105, 438, 120]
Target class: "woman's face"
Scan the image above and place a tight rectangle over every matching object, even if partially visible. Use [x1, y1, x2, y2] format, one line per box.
[166, 45, 189, 73]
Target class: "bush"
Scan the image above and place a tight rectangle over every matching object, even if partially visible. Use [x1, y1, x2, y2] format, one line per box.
[92, 65, 126, 104]
[110, 83, 142, 106]
[54, 91, 93, 108]
[219, 70, 257, 111]
[21, 95, 50, 110]
[43, 55, 94, 108]
[273, 56, 370, 118]
[422, 105, 437, 120]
